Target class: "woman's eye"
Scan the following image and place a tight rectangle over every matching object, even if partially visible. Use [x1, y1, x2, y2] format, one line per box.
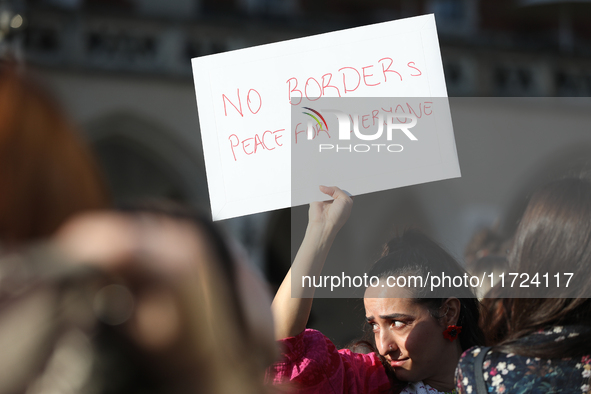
[393, 320, 405, 328]
[370, 323, 379, 332]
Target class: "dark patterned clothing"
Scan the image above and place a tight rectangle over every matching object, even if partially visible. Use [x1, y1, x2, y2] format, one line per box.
[456, 326, 591, 394]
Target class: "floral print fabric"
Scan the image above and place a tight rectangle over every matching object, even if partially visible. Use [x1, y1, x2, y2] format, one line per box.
[456, 326, 591, 394]
[401, 381, 455, 394]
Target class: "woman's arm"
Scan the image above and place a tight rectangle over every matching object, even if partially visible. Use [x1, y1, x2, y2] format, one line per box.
[272, 185, 353, 339]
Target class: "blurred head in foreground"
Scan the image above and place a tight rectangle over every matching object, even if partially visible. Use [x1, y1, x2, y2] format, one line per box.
[0, 63, 276, 393]
[0, 64, 108, 245]
[0, 206, 277, 394]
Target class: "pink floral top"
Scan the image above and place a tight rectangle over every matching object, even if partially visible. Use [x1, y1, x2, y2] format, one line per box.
[266, 329, 393, 394]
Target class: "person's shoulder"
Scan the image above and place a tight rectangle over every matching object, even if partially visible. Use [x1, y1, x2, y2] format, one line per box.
[275, 329, 333, 362]
[456, 346, 492, 394]
[336, 348, 391, 394]
[458, 346, 513, 374]
[338, 347, 384, 367]
[402, 381, 451, 394]
[459, 346, 490, 363]
[279, 328, 326, 342]
[457, 346, 485, 378]
[268, 329, 391, 393]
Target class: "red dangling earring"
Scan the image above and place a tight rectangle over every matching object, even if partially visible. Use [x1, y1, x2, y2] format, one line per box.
[443, 325, 462, 342]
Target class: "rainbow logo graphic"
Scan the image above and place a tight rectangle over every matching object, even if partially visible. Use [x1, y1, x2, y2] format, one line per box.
[302, 107, 329, 131]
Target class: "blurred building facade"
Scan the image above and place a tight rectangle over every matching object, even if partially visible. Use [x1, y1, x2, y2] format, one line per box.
[16, 0, 591, 96]
[2, 0, 591, 346]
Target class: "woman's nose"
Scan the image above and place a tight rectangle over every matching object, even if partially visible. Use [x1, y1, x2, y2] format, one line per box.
[379, 330, 398, 355]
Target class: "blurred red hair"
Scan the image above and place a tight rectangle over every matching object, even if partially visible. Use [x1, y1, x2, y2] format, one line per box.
[0, 65, 109, 244]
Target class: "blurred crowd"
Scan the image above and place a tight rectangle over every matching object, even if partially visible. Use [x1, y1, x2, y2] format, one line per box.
[0, 63, 276, 394]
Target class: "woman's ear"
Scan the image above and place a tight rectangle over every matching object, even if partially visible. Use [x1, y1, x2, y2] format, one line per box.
[441, 297, 461, 326]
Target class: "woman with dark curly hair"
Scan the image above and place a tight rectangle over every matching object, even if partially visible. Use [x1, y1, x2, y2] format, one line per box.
[269, 186, 484, 394]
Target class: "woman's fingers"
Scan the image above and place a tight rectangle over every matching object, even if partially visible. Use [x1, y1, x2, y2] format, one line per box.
[318, 185, 335, 198]
[309, 186, 353, 231]
[318, 185, 351, 201]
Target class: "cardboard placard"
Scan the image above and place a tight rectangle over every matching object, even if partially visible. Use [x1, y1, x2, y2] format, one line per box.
[192, 14, 457, 220]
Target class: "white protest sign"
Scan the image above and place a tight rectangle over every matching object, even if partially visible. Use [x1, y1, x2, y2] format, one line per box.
[192, 14, 459, 220]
